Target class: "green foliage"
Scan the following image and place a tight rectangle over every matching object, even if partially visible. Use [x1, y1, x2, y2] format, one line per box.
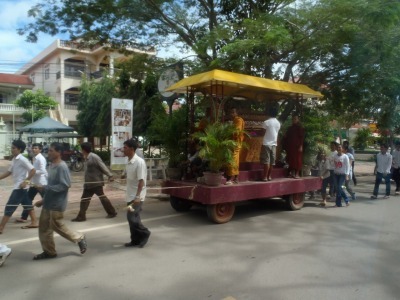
[93, 149, 111, 165]
[14, 90, 58, 124]
[192, 122, 239, 173]
[18, 0, 400, 127]
[147, 106, 188, 168]
[354, 128, 372, 150]
[77, 76, 117, 137]
[301, 108, 332, 166]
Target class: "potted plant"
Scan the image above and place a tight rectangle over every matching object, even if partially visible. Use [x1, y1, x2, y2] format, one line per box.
[148, 106, 187, 179]
[192, 122, 240, 186]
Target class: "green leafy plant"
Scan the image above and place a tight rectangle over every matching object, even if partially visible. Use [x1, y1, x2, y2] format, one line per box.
[354, 128, 371, 150]
[147, 106, 188, 168]
[192, 122, 240, 173]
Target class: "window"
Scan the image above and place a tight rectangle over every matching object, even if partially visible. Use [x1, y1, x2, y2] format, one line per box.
[44, 64, 50, 80]
[64, 93, 79, 105]
[30, 72, 35, 83]
[0, 93, 3, 103]
[65, 63, 85, 78]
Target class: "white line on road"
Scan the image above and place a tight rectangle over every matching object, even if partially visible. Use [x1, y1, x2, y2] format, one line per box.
[5, 213, 182, 246]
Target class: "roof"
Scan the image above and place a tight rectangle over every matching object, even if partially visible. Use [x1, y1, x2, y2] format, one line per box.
[0, 73, 34, 87]
[165, 69, 323, 100]
[18, 117, 75, 133]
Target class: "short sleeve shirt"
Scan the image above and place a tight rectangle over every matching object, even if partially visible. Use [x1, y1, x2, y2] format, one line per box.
[262, 118, 281, 146]
[125, 154, 147, 202]
[8, 154, 34, 190]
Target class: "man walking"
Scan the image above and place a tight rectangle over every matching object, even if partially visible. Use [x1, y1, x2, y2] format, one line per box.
[18, 143, 48, 228]
[33, 142, 87, 260]
[260, 107, 281, 181]
[333, 144, 351, 207]
[0, 140, 35, 234]
[371, 144, 392, 199]
[72, 142, 117, 221]
[122, 139, 151, 248]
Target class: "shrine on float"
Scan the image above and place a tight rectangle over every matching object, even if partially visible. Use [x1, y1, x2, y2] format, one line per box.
[162, 69, 323, 223]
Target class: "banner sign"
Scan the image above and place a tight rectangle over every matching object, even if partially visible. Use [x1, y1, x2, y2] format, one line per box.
[111, 98, 133, 170]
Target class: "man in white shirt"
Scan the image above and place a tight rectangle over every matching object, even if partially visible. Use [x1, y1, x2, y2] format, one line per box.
[371, 144, 392, 199]
[260, 108, 281, 181]
[391, 142, 400, 195]
[333, 144, 350, 207]
[18, 143, 48, 228]
[122, 139, 151, 248]
[0, 140, 35, 234]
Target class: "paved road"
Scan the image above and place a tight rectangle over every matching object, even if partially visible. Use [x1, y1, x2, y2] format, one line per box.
[1, 160, 399, 300]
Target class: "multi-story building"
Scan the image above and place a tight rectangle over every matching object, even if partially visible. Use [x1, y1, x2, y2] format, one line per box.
[16, 39, 156, 127]
[0, 73, 34, 157]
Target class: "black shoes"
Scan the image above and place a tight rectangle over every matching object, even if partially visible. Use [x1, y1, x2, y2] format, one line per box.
[125, 232, 151, 248]
[125, 241, 140, 247]
[106, 213, 118, 218]
[33, 252, 57, 260]
[71, 217, 86, 222]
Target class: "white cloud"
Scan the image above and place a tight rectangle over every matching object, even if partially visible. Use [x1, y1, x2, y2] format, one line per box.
[0, 0, 39, 30]
[0, 0, 62, 73]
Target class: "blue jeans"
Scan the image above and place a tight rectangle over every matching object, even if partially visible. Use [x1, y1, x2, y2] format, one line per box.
[4, 189, 31, 217]
[373, 172, 391, 196]
[21, 187, 44, 220]
[334, 174, 349, 206]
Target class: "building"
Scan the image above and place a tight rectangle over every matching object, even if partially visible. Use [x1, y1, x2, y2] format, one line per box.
[16, 39, 156, 127]
[0, 73, 34, 150]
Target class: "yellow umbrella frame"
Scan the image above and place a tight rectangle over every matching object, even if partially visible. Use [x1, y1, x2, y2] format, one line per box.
[165, 69, 323, 101]
[165, 69, 322, 131]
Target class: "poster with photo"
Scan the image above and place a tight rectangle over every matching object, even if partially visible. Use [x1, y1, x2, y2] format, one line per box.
[111, 98, 133, 169]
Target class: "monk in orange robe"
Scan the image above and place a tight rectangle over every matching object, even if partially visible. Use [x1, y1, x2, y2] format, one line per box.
[283, 114, 305, 178]
[226, 108, 245, 185]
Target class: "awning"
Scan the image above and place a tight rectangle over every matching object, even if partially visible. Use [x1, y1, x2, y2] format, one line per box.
[165, 69, 323, 100]
[18, 117, 75, 133]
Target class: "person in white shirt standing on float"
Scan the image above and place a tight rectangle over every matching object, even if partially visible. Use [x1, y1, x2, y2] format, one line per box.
[260, 107, 281, 181]
[18, 143, 48, 229]
[333, 144, 351, 207]
[371, 144, 392, 199]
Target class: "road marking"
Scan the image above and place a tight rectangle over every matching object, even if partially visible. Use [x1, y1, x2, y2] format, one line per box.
[5, 213, 182, 246]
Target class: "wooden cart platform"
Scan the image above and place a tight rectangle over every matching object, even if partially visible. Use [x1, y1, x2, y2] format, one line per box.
[162, 166, 322, 223]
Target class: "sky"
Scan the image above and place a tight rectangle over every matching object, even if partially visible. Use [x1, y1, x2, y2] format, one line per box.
[0, 0, 58, 74]
[0, 0, 187, 74]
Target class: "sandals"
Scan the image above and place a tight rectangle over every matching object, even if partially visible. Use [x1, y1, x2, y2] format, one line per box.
[78, 235, 87, 254]
[33, 252, 57, 260]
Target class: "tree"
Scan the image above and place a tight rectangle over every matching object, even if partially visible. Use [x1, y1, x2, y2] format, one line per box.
[77, 76, 117, 137]
[14, 89, 58, 124]
[18, 0, 400, 127]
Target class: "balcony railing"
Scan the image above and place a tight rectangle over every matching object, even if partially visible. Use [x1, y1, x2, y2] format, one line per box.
[0, 104, 26, 113]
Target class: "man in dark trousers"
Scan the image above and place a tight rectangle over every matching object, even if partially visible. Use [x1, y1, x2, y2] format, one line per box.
[122, 139, 151, 248]
[72, 142, 117, 221]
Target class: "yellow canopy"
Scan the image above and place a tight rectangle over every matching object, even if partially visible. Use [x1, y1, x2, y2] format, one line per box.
[165, 69, 323, 100]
